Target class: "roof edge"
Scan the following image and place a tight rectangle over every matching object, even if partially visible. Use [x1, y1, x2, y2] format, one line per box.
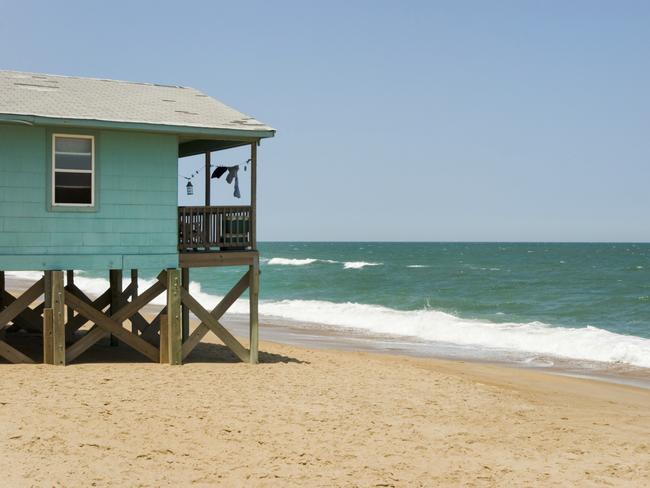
[0, 113, 276, 140]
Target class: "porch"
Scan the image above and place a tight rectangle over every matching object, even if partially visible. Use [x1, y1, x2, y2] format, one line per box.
[178, 205, 254, 253]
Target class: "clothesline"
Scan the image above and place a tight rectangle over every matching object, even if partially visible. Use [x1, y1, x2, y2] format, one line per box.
[179, 158, 251, 181]
[180, 159, 251, 199]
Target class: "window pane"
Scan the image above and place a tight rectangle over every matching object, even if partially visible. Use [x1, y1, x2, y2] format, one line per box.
[54, 172, 92, 204]
[55, 152, 92, 170]
[55, 137, 92, 154]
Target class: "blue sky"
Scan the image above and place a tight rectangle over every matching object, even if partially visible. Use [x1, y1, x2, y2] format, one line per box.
[2, 1, 649, 241]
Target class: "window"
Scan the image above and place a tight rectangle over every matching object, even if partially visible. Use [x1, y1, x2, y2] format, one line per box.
[52, 134, 94, 206]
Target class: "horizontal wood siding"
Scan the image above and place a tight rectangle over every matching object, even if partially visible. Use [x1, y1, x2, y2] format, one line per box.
[0, 124, 179, 270]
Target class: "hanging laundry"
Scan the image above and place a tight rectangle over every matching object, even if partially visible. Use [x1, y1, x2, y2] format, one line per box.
[226, 166, 241, 198]
[211, 166, 228, 179]
[210, 164, 241, 198]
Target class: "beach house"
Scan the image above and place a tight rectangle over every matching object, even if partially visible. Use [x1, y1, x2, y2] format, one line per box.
[0, 70, 274, 365]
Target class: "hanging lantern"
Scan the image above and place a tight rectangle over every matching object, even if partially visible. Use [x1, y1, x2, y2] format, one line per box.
[186, 181, 194, 195]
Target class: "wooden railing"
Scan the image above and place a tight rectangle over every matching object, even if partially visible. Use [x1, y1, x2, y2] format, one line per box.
[178, 206, 253, 252]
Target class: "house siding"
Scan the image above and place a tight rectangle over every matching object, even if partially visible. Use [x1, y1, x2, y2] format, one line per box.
[0, 123, 179, 270]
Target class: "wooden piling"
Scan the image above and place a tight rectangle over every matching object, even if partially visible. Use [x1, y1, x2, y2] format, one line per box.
[51, 271, 65, 365]
[181, 268, 190, 341]
[130, 269, 139, 334]
[249, 257, 259, 364]
[0, 270, 4, 312]
[159, 313, 169, 364]
[166, 269, 182, 365]
[65, 270, 74, 343]
[43, 308, 53, 364]
[109, 269, 123, 346]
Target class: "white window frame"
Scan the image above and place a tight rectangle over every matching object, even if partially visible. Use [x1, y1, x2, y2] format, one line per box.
[51, 133, 95, 207]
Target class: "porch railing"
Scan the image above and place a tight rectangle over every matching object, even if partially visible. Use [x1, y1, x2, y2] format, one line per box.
[178, 206, 252, 252]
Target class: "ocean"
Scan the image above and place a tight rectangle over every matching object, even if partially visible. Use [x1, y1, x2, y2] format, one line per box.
[8, 242, 650, 369]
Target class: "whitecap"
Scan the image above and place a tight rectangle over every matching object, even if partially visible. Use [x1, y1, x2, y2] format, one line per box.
[267, 257, 340, 266]
[268, 258, 318, 266]
[343, 261, 382, 269]
[407, 265, 430, 268]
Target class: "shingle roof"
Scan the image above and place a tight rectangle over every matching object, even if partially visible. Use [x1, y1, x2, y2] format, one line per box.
[0, 70, 274, 134]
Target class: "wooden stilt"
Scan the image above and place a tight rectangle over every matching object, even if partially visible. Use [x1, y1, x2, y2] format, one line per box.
[0, 271, 5, 312]
[249, 257, 259, 364]
[159, 314, 168, 364]
[181, 268, 190, 341]
[51, 271, 65, 366]
[44, 271, 52, 308]
[65, 270, 75, 343]
[43, 308, 53, 364]
[109, 269, 123, 347]
[130, 269, 139, 334]
[166, 269, 182, 365]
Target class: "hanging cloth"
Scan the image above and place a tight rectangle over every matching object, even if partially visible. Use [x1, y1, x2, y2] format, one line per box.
[210, 165, 241, 198]
[226, 166, 241, 198]
[211, 166, 228, 179]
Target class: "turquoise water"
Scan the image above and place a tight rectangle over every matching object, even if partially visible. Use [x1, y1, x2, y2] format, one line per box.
[257, 242, 650, 337]
[71, 242, 650, 367]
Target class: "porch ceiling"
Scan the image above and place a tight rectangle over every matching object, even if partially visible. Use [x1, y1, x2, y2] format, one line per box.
[178, 137, 256, 157]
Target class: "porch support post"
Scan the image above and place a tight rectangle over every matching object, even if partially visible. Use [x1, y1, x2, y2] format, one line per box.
[159, 314, 169, 364]
[50, 270, 65, 366]
[130, 269, 139, 334]
[0, 271, 4, 312]
[166, 269, 182, 365]
[250, 141, 257, 250]
[65, 270, 75, 343]
[205, 151, 211, 206]
[181, 268, 190, 341]
[249, 256, 259, 364]
[43, 308, 53, 364]
[109, 269, 123, 346]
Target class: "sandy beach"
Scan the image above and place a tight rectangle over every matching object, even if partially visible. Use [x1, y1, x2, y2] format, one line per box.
[1, 325, 649, 487]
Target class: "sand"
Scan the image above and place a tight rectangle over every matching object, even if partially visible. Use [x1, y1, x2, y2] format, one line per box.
[1, 329, 649, 488]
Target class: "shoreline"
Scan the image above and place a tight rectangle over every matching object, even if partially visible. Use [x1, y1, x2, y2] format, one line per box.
[3, 275, 650, 389]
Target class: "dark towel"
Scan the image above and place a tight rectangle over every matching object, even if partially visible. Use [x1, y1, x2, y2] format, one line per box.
[211, 166, 228, 179]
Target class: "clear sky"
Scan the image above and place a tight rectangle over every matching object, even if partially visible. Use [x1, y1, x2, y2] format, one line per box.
[2, 1, 649, 241]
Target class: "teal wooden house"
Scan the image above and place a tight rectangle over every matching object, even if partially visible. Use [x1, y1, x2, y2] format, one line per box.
[0, 70, 275, 365]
